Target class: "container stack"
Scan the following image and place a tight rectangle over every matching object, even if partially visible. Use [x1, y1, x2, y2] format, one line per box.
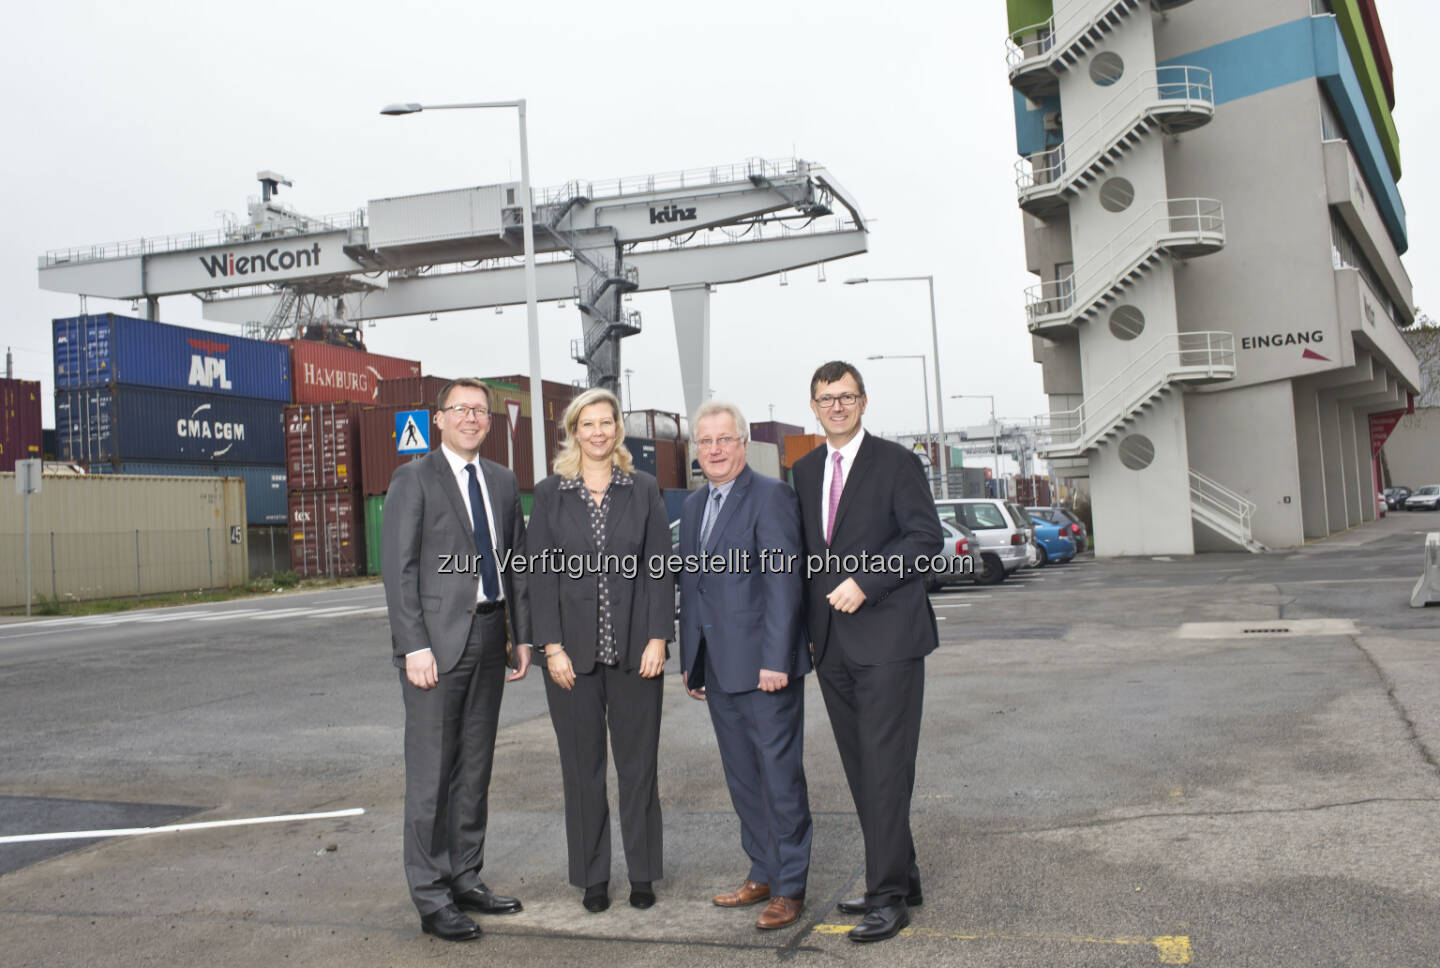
[280, 344, 423, 579]
[623, 409, 687, 489]
[53, 314, 290, 525]
[480, 375, 580, 489]
[0, 378, 42, 473]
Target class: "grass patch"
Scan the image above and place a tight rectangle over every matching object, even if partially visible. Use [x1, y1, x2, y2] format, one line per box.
[2, 575, 379, 618]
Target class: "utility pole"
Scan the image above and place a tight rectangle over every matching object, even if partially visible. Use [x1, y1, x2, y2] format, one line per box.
[623, 368, 634, 412]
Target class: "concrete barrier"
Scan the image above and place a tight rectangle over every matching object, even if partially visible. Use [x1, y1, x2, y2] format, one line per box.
[1412, 532, 1440, 608]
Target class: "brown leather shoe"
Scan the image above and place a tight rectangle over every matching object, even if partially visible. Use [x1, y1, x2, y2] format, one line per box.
[756, 896, 803, 930]
[713, 879, 770, 907]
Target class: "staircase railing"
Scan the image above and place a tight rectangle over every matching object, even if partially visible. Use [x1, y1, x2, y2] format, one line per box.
[1006, 0, 1133, 69]
[1024, 197, 1224, 326]
[1190, 469, 1258, 545]
[1016, 66, 1213, 194]
[1034, 331, 1235, 453]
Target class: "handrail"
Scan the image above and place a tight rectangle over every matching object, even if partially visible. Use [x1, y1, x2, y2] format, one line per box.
[40, 210, 367, 268]
[1025, 197, 1224, 323]
[533, 156, 806, 207]
[1006, 0, 1132, 69]
[1016, 66, 1213, 193]
[1189, 469, 1256, 538]
[1035, 331, 1235, 451]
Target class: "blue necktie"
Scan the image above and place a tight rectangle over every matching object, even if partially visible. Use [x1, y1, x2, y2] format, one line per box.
[464, 464, 500, 601]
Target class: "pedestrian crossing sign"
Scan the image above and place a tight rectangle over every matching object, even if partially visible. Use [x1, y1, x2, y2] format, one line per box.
[396, 410, 430, 454]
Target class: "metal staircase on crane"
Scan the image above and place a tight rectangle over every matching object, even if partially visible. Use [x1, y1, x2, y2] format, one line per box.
[1016, 66, 1214, 218]
[1007, 0, 1197, 98]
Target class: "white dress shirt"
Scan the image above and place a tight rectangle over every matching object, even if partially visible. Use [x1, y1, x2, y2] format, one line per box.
[440, 443, 504, 605]
[821, 428, 866, 539]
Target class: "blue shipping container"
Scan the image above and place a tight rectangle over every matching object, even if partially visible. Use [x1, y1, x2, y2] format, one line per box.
[629, 436, 657, 477]
[87, 462, 288, 525]
[53, 314, 292, 401]
[57, 387, 286, 465]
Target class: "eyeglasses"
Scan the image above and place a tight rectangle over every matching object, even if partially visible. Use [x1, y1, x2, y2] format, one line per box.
[813, 393, 862, 409]
[442, 405, 491, 419]
[695, 435, 745, 450]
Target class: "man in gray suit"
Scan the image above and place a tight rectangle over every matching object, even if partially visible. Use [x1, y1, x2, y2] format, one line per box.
[678, 401, 812, 931]
[382, 377, 532, 942]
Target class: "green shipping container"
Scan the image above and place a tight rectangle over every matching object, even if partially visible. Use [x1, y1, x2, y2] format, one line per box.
[365, 493, 385, 576]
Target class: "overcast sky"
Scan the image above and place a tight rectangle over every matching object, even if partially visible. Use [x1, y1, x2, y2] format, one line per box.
[4, 0, 1436, 441]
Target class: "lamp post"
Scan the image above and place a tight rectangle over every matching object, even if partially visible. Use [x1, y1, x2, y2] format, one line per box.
[867, 353, 935, 493]
[381, 99, 546, 478]
[952, 393, 1000, 494]
[844, 275, 948, 496]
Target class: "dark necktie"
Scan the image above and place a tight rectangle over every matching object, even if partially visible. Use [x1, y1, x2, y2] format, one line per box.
[464, 463, 501, 601]
[699, 488, 722, 550]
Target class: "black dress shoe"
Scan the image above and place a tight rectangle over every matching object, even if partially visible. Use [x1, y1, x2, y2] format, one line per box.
[836, 883, 923, 915]
[454, 884, 523, 915]
[420, 904, 482, 942]
[848, 903, 909, 943]
[583, 882, 610, 913]
[629, 880, 655, 909]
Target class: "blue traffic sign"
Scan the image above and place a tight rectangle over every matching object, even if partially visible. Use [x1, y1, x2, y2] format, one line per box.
[395, 410, 430, 454]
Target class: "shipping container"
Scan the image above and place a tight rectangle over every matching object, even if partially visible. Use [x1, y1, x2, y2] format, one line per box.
[0, 378, 42, 473]
[653, 438, 685, 490]
[662, 488, 690, 524]
[364, 493, 385, 577]
[359, 403, 480, 496]
[87, 461, 287, 525]
[282, 340, 421, 404]
[481, 374, 580, 425]
[746, 440, 781, 479]
[783, 434, 825, 468]
[749, 420, 803, 445]
[285, 402, 361, 491]
[289, 489, 364, 578]
[0, 471, 247, 607]
[53, 314, 291, 401]
[376, 375, 454, 408]
[57, 387, 286, 465]
[628, 436, 657, 477]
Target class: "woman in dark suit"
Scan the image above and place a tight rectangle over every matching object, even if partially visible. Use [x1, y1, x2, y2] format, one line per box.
[526, 388, 674, 913]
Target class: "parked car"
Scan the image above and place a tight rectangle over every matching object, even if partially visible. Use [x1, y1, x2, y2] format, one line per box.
[1027, 505, 1088, 552]
[1028, 517, 1077, 565]
[935, 498, 1031, 585]
[1385, 486, 1412, 510]
[1404, 485, 1440, 511]
[926, 518, 978, 591]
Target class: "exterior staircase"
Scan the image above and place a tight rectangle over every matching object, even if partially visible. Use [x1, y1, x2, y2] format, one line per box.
[1016, 66, 1214, 218]
[1007, 0, 1196, 98]
[1025, 197, 1224, 335]
[1190, 470, 1267, 552]
[1034, 331, 1236, 458]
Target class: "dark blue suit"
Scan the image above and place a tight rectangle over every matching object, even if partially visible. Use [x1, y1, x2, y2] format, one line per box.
[678, 465, 812, 898]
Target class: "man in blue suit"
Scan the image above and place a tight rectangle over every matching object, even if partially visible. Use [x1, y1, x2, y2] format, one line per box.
[679, 401, 812, 931]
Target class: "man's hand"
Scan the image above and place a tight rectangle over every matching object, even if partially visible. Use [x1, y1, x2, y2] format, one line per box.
[826, 577, 867, 614]
[405, 649, 438, 690]
[682, 669, 706, 701]
[757, 669, 789, 692]
[506, 644, 532, 682]
[639, 638, 667, 678]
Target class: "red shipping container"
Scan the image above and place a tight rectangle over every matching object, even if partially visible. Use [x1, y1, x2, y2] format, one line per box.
[360, 404, 439, 496]
[289, 489, 364, 577]
[281, 340, 421, 404]
[0, 378, 43, 474]
[285, 403, 361, 492]
[782, 434, 825, 468]
[481, 374, 579, 425]
[653, 438, 686, 490]
[376, 375, 453, 408]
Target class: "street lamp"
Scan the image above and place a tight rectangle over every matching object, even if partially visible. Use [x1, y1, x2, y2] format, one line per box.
[845, 275, 948, 496]
[381, 99, 546, 479]
[867, 353, 935, 493]
[952, 393, 1000, 494]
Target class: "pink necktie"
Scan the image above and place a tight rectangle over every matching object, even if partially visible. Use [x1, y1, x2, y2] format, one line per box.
[826, 451, 844, 545]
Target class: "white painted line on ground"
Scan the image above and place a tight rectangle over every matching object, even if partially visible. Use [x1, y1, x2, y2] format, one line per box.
[292, 606, 388, 618]
[246, 608, 332, 621]
[932, 603, 973, 609]
[193, 610, 265, 621]
[0, 807, 366, 845]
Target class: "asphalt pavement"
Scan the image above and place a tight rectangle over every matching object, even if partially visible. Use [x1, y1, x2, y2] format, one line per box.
[0, 512, 1437, 966]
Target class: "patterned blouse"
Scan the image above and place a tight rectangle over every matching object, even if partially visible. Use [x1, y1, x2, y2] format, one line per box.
[558, 466, 633, 667]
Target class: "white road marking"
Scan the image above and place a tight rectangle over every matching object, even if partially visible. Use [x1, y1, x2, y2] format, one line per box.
[0, 807, 366, 844]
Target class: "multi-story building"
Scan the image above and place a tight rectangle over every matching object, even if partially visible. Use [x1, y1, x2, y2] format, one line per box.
[1006, 0, 1421, 554]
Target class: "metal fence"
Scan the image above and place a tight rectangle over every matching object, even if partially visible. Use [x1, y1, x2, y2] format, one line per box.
[0, 527, 244, 609]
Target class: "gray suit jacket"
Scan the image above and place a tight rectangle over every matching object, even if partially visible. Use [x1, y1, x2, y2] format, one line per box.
[382, 447, 532, 673]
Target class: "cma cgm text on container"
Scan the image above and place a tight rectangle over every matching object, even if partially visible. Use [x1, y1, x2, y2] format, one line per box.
[283, 341, 421, 404]
[57, 387, 286, 465]
[53, 314, 291, 401]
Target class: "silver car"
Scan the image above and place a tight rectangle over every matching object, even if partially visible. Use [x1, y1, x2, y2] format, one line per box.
[935, 498, 1031, 585]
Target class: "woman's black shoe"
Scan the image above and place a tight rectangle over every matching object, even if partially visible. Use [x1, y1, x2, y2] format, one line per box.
[629, 881, 656, 909]
[583, 882, 610, 913]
